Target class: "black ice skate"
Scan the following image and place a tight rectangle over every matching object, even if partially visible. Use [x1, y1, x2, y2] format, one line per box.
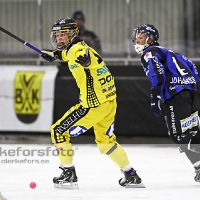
[53, 166, 79, 189]
[0, 192, 8, 200]
[194, 166, 200, 182]
[119, 168, 145, 188]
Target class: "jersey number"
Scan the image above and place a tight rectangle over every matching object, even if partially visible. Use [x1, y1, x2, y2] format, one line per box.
[172, 57, 188, 76]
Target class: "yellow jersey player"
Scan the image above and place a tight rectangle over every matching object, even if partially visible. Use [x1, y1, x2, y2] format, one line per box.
[41, 17, 144, 189]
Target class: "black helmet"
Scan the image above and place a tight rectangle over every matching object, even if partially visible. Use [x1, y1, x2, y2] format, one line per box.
[50, 17, 79, 50]
[131, 24, 159, 54]
[131, 24, 159, 43]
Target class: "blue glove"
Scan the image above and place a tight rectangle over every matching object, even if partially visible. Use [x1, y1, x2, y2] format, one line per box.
[151, 94, 161, 116]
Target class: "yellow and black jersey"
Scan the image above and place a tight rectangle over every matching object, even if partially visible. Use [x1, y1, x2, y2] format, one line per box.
[61, 41, 116, 108]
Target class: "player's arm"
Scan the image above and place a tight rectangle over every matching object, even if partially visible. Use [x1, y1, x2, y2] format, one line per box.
[75, 47, 91, 67]
[141, 49, 165, 116]
[144, 50, 166, 96]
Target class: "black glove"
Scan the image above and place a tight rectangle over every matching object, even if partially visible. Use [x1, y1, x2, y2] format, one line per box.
[41, 49, 62, 62]
[151, 94, 162, 116]
[75, 48, 91, 67]
[41, 49, 55, 62]
[41, 53, 54, 62]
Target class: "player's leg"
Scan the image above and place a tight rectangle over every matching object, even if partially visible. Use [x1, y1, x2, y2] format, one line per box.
[188, 129, 200, 182]
[188, 90, 200, 153]
[51, 103, 91, 189]
[93, 99, 144, 187]
[188, 90, 200, 182]
[164, 90, 200, 181]
[51, 102, 113, 188]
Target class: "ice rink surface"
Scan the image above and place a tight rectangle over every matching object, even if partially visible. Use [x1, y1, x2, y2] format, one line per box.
[0, 144, 200, 200]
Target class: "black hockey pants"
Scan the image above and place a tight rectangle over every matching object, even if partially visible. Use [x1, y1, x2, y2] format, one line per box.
[163, 89, 200, 164]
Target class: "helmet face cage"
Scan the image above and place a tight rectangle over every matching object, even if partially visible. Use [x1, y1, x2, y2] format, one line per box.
[50, 18, 79, 51]
[131, 29, 143, 43]
[131, 24, 159, 44]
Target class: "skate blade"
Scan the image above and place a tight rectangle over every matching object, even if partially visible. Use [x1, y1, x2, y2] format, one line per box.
[125, 183, 145, 188]
[54, 182, 79, 189]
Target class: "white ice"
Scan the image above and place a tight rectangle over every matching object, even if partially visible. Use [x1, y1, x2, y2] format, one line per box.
[0, 144, 200, 200]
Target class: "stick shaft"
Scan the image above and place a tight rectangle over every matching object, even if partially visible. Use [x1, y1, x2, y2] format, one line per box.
[0, 26, 42, 55]
[0, 26, 25, 44]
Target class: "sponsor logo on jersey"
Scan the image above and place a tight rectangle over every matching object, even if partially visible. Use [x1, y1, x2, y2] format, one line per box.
[96, 64, 110, 76]
[98, 75, 113, 86]
[102, 84, 115, 93]
[102, 88, 107, 93]
[108, 84, 115, 91]
[14, 71, 44, 123]
[144, 52, 153, 62]
[69, 64, 78, 70]
[106, 91, 116, 98]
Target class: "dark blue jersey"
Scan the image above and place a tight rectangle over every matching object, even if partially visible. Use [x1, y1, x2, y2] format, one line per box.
[141, 45, 198, 102]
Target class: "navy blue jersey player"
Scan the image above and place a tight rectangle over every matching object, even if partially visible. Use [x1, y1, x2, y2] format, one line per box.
[131, 24, 200, 182]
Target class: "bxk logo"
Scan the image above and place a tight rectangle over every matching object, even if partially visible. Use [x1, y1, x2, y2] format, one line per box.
[14, 71, 44, 123]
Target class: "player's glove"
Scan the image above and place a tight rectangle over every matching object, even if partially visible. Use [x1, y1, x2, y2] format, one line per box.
[41, 49, 62, 62]
[151, 94, 162, 116]
[75, 47, 91, 67]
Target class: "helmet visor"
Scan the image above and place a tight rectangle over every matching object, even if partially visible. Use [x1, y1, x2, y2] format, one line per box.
[51, 31, 69, 50]
[131, 29, 146, 43]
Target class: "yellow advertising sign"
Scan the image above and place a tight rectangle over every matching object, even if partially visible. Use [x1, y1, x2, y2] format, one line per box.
[14, 71, 44, 123]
